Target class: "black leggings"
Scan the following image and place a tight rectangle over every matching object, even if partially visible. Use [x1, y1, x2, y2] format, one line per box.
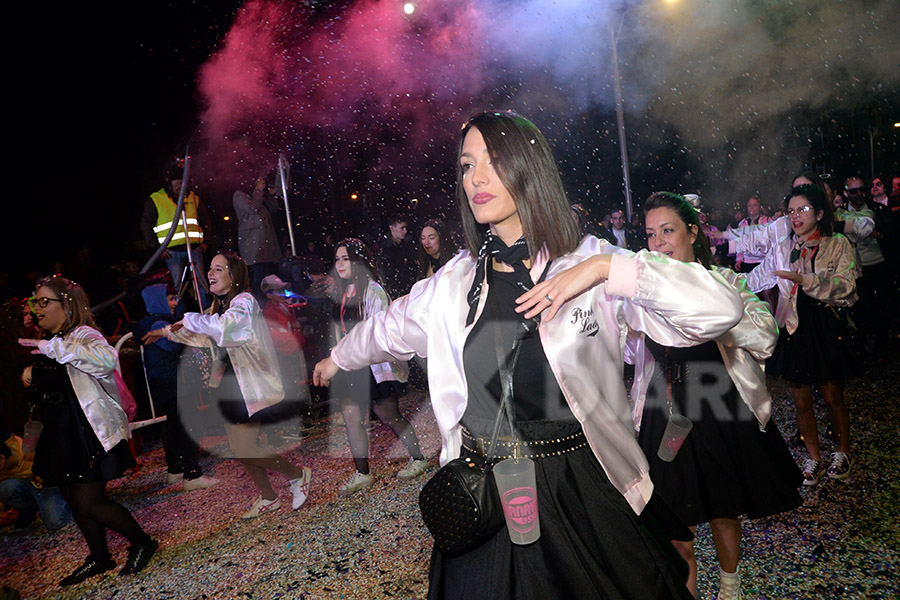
[59, 480, 151, 560]
[342, 394, 424, 474]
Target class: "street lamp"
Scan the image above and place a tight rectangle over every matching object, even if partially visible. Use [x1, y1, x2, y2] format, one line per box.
[609, 1, 678, 220]
[609, 15, 633, 220]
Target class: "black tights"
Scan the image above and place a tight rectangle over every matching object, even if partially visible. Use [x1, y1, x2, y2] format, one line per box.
[341, 395, 424, 474]
[59, 480, 151, 560]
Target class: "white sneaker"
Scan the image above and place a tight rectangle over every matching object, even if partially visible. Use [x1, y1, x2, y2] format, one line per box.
[717, 569, 742, 600]
[240, 496, 282, 519]
[338, 472, 374, 497]
[397, 458, 428, 481]
[289, 467, 312, 509]
[183, 475, 220, 491]
[165, 472, 183, 485]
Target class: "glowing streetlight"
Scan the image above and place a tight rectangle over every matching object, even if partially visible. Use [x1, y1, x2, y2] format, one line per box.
[403, 2, 415, 15]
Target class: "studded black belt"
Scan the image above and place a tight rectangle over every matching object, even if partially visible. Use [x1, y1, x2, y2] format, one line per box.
[460, 426, 588, 460]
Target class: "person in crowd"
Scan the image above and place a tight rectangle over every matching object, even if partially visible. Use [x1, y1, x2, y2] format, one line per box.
[699, 211, 728, 264]
[330, 239, 428, 496]
[732, 197, 771, 272]
[840, 176, 891, 358]
[602, 207, 641, 251]
[375, 214, 417, 299]
[417, 219, 454, 280]
[0, 426, 72, 530]
[632, 192, 802, 599]
[139, 156, 211, 308]
[132, 284, 218, 491]
[314, 111, 745, 599]
[19, 277, 157, 586]
[143, 252, 311, 519]
[260, 274, 313, 440]
[0, 299, 40, 433]
[870, 175, 889, 208]
[233, 174, 282, 299]
[726, 185, 858, 484]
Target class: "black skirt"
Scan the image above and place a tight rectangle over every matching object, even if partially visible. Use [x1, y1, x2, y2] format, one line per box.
[31, 355, 135, 487]
[212, 367, 288, 426]
[639, 340, 802, 526]
[767, 291, 862, 384]
[331, 367, 406, 406]
[427, 420, 693, 600]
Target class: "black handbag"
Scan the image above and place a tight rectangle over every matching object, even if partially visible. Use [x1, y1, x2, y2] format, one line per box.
[418, 315, 528, 556]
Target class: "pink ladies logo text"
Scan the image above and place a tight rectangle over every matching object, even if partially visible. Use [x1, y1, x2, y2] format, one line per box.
[501, 487, 539, 533]
[665, 434, 688, 456]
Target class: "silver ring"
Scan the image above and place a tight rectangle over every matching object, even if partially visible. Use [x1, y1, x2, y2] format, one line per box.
[545, 294, 553, 304]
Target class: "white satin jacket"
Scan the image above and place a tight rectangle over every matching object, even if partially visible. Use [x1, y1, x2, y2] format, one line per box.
[168, 292, 284, 416]
[628, 266, 778, 432]
[331, 236, 743, 515]
[36, 326, 130, 452]
[338, 280, 409, 384]
[728, 225, 858, 334]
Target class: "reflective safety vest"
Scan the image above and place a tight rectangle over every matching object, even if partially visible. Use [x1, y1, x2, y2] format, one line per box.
[150, 188, 204, 248]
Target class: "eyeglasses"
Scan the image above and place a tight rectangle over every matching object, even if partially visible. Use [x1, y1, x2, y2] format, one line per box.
[787, 206, 814, 217]
[27, 296, 62, 310]
[845, 187, 864, 194]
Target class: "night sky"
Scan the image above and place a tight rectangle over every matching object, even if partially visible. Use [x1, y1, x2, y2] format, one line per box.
[8, 0, 899, 298]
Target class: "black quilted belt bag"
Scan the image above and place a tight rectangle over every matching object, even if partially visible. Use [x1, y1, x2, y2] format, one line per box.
[418, 315, 527, 556]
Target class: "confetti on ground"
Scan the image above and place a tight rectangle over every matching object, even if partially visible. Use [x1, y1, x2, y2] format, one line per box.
[2, 361, 899, 599]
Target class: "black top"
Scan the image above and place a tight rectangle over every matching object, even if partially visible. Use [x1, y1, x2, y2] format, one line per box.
[461, 269, 571, 437]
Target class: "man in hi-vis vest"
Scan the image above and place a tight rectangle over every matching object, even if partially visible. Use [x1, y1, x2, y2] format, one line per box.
[140, 157, 211, 308]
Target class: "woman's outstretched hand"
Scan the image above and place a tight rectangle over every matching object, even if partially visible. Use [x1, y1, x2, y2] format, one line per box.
[774, 270, 803, 284]
[515, 254, 612, 321]
[18, 338, 43, 355]
[142, 322, 183, 344]
[313, 357, 339, 387]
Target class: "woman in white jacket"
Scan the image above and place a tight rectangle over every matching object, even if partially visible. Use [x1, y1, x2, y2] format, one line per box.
[20, 276, 157, 586]
[315, 111, 745, 599]
[145, 252, 311, 519]
[727, 185, 858, 485]
[630, 193, 802, 600]
[330, 238, 427, 497]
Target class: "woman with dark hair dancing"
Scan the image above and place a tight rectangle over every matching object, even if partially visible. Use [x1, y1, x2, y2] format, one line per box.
[20, 276, 157, 586]
[145, 251, 312, 518]
[630, 192, 801, 599]
[728, 185, 858, 484]
[331, 239, 427, 496]
[314, 111, 747, 599]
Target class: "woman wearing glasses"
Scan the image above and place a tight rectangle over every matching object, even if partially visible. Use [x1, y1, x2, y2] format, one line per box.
[727, 185, 858, 485]
[19, 277, 157, 586]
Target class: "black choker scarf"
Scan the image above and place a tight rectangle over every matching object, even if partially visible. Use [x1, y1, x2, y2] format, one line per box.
[465, 231, 536, 326]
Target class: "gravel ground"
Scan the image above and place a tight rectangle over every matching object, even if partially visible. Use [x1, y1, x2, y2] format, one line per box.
[2, 359, 899, 599]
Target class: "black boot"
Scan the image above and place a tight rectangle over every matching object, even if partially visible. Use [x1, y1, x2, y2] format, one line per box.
[60, 556, 116, 586]
[119, 538, 159, 576]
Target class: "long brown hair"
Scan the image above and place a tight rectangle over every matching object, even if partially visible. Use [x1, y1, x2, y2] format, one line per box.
[335, 238, 379, 319]
[416, 218, 454, 278]
[456, 111, 579, 260]
[35, 276, 99, 335]
[209, 251, 251, 314]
